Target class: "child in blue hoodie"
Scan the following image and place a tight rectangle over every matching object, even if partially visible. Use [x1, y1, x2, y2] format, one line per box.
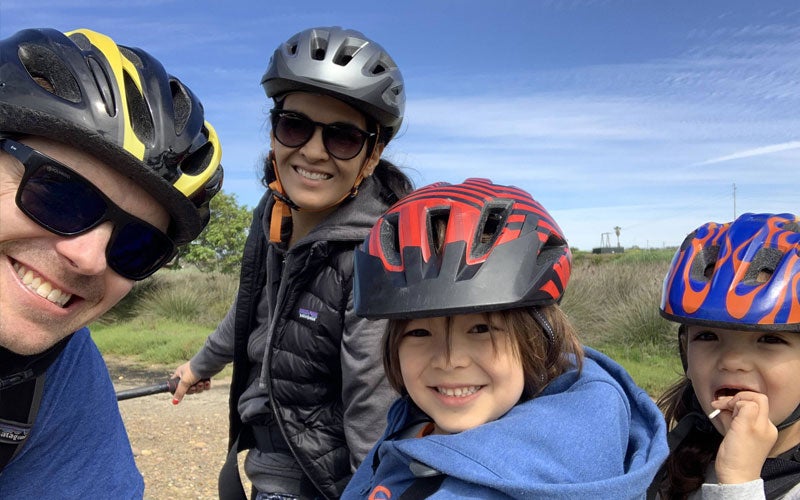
[650, 212, 800, 500]
[344, 178, 668, 499]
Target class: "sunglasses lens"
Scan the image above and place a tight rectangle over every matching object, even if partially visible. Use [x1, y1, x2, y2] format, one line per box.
[272, 111, 369, 160]
[324, 125, 367, 160]
[20, 161, 172, 280]
[107, 222, 175, 280]
[19, 164, 106, 234]
[275, 114, 315, 148]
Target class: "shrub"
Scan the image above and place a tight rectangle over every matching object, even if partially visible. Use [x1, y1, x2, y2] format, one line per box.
[563, 250, 676, 356]
[99, 268, 238, 327]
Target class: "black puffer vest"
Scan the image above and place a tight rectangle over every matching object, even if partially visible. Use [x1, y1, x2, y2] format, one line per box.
[227, 176, 399, 498]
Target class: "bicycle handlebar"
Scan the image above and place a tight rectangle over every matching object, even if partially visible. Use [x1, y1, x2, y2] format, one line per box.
[115, 377, 181, 401]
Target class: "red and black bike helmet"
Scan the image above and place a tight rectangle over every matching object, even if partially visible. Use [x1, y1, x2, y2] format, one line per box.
[661, 212, 800, 332]
[354, 178, 572, 320]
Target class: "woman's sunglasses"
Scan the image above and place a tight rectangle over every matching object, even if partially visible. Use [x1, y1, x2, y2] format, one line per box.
[1, 138, 176, 280]
[270, 109, 376, 160]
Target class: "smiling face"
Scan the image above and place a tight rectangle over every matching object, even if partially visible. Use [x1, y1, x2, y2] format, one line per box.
[270, 92, 383, 222]
[0, 136, 170, 355]
[685, 325, 800, 436]
[397, 313, 525, 434]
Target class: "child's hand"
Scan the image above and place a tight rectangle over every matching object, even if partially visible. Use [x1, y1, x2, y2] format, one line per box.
[712, 391, 778, 484]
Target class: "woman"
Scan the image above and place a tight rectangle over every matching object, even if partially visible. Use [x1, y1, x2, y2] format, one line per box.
[172, 26, 413, 499]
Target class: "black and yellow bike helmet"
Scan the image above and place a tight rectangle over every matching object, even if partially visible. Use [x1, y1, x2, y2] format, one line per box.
[0, 28, 223, 244]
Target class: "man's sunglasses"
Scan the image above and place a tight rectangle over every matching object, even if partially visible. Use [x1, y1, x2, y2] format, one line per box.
[1, 138, 176, 280]
[270, 109, 376, 160]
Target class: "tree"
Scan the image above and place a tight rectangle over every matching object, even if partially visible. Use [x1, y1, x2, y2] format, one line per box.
[177, 190, 251, 274]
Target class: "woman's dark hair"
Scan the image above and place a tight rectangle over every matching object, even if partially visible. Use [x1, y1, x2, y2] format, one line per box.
[371, 158, 413, 203]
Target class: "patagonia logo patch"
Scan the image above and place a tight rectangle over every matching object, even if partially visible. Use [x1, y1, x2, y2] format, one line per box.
[299, 308, 319, 322]
[0, 419, 31, 445]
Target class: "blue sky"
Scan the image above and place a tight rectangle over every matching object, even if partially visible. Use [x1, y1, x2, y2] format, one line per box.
[2, 0, 797, 251]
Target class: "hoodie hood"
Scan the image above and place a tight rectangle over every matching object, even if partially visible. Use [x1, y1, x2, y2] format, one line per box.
[345, 347, 668, 499]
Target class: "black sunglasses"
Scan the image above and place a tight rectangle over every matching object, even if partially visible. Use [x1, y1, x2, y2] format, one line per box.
[1, 138, 176, 280]
[270, 109, 376, 160]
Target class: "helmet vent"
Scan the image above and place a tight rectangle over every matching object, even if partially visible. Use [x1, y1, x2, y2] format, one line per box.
[784, 221, 800, 234]
[333, 38, 367, 66]
[170, 79, 191, 135]
[309, 34, 329, 61]
[743, 247, 782, 285]
[538, 235, 568, 268]
[180, 138, 213, 176]
[471, 200, 512, 258]
[123, 72, 154, 144]
[689, 245, 720, 282]
[68, 31, 91, 50]
[371, 55, 397, 76]
[379, 213, 402, 266]
[119, 46, 143, 68]
[17, 43, 81, 103]
[87, 56, 115, 117]
[427, 209, 450, 257]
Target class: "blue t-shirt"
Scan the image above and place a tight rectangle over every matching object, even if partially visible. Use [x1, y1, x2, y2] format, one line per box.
[0, 328, 144, 498]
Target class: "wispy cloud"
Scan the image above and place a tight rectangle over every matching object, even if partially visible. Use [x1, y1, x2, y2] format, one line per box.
[694, 141, 800, 166]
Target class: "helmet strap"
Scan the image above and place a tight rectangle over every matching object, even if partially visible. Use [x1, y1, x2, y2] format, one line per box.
[346, 124, 381, 200]
[267, 148, 376, 242]
[268, 151, 297, 243]
[348, 171, 367, 199]
[531, 307, 555, 346]
[777, 404, 800, 430]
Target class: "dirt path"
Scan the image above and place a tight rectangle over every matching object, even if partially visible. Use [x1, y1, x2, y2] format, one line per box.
[108, 357, 250, 499]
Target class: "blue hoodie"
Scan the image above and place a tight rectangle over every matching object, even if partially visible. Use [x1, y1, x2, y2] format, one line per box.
[343, 347, 668, 499]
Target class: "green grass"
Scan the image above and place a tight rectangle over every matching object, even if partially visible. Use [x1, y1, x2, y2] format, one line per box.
[91, 318, 213, 365]
[94, 248, 685, 397]
[92, 268, 237, 370]
[592, 344, 683, 396]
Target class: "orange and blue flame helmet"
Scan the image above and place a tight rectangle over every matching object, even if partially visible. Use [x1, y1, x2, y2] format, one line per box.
[354, 178, 571, 319]
[660, 213, 800, 332]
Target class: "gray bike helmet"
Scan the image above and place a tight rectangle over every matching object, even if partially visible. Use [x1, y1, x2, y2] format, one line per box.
[261, 26, 404, 143]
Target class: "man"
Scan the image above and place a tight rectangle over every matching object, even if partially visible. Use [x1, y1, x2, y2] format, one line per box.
[0, 28, 223, 497]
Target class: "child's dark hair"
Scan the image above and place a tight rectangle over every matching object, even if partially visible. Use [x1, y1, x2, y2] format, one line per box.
[653, 327, 722, 500]
[383, 305, 584, 401]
